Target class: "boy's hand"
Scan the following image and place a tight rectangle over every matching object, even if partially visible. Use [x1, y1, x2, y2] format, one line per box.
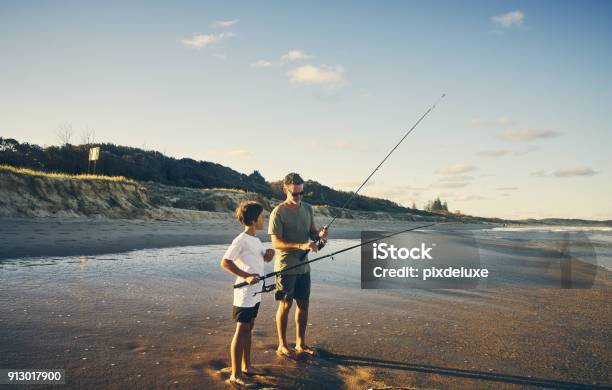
[245, 274, 260, 285]
[264, 249, 275, 262]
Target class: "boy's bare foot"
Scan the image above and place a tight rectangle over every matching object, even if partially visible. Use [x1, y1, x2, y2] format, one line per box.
[242, 366, 268, 376]
[227, 375, 257, 388]
[276, 345, 294, 358]
[295, 344, 317, 356]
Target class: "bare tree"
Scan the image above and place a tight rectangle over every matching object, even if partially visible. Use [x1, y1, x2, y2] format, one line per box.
[56, 123, 74, 145]
[80, 126, 96, 145]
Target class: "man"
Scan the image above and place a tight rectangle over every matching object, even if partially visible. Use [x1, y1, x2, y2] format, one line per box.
[268, 172, 328, 357]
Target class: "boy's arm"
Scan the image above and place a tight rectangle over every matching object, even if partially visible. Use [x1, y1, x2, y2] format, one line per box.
[220, 258, 259, 284]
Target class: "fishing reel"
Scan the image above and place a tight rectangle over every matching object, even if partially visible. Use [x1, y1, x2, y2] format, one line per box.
[315, 237, 327, 251]
[299, 234, 328, 261]
[313, 225, 329, 251]
[253, 276, 275, 296]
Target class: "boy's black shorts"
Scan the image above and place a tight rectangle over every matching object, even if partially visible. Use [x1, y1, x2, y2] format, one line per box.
[232, 302, 260, 323]
[275, 272, 311, 301]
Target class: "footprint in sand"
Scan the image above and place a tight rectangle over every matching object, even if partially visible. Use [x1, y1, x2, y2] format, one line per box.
[194, 359, 229, 381]
[195, 352, 355, 389]
[126, 341, 148, 353]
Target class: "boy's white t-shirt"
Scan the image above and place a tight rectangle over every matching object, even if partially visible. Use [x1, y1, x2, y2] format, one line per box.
[223, 232, 266, 307]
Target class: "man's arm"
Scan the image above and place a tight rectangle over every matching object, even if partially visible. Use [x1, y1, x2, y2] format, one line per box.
[271, 234, 318, 252]
[308, 205, 328, 241]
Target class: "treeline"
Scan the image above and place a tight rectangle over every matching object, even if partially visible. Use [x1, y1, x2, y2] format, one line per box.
[269, 180, 410, 213]
[0, 137, 274, 196]
[0, 137, 411, 213]
[424, 197, 449, 213]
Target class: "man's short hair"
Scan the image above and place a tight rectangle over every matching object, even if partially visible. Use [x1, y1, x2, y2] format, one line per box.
[284, 172, 304, 186]
[235, 201, 264, 226]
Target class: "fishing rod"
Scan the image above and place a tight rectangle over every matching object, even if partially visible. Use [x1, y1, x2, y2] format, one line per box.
[303, 93, 446, 256]
[234, 222, 438, 294]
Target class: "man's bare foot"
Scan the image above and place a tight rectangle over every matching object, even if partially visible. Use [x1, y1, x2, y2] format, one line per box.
[242, 366, 268, 376]
[276, 345, 294, 358]
[227, 375, 257, 388]
[295, 345, 317, 356]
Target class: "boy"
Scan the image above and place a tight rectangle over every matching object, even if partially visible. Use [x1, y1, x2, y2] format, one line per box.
[220, 201, 275, 388]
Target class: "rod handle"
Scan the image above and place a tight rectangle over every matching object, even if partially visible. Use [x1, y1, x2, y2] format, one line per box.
[234, 281, 248, 289]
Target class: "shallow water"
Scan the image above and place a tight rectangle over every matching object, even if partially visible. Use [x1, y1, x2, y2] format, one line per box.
[480, 226, 612, 271]
[1, 227, 610, 292]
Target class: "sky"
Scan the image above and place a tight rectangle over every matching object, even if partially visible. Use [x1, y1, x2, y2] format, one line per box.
[1, 1, 611, 220]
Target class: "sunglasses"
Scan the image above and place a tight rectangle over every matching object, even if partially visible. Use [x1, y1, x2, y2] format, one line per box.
[290, 191, 305, 197]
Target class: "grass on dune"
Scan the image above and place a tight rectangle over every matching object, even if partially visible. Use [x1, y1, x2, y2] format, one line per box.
[0, 164, 136, 184]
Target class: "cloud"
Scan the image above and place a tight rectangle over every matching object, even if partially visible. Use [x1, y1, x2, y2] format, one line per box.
[436, 164, 478, 175]
[471, 116, 516, 128]
[286, 64, 345, 86]
[437, 175, 473, 182]
[531, 167, 599, 178]
[430, 181, 469, 189]
[228, 149, 254, 158]
[213, 19, 239, 28]
[497, 129, 562, 142]
[491, 10, 525, 28]
[513, 145, 540, 155]
[179, 32, 236, 49]
[553, 167, 599, 177]
[213, 53, 227, 60]
[251, 50, 315, 69]
[477, 146, 539, 158]
[496, 187, 518, 191]
[477, 149, 511, 157]
[530, 170, 548, 177]
[281, 50, 314, 62]
[251, 59, 272, 68]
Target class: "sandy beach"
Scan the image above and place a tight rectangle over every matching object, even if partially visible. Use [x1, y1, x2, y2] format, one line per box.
[0, 216, 438, 260]
[1, 219, 611, 389]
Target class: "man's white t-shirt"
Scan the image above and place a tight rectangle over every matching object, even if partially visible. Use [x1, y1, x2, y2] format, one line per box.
[223, 232, 266, 307]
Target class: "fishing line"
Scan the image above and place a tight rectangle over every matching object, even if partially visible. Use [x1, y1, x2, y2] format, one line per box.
[304, 93, 446, 256]
[325, 93, 445, 230]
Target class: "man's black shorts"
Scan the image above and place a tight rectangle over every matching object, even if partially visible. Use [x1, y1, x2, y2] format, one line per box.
[232, 302, 260, 323]
[275, 272, 311, 301]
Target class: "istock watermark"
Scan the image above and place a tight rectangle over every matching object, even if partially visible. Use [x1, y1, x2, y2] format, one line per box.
[361, 229, 609, 290]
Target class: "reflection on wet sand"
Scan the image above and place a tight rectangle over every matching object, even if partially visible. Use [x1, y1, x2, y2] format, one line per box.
[1, 233, 611, 389]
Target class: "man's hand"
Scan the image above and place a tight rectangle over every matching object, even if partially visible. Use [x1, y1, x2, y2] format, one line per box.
[264, 249, 275, 262]
[318, 226, 329, 239]
[245, 274, 260, 285]
[299, 242, 319, 252]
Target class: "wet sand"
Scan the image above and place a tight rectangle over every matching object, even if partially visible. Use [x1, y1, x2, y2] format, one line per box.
[0, 216, 435, 260]
[1, 235, 611, 389]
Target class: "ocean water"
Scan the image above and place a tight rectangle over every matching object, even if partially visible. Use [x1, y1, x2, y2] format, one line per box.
[1, 227, 610, 294]
[482, 226, 612, 271]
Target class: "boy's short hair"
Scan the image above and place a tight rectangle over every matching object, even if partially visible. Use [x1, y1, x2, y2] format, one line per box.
[235, 201, 264, 226]
[284, 172, 304, 185]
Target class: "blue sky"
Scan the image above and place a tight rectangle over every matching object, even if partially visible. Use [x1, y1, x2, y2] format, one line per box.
[1, 1, 611, 219]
